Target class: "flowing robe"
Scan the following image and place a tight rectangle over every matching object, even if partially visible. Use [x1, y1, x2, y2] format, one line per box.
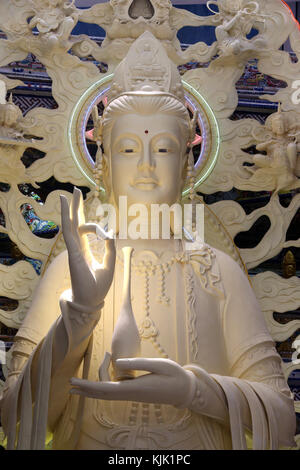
[1, 242, 296, 450]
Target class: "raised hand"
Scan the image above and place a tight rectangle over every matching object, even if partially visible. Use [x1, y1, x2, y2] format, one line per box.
[60, 187, 116, 310]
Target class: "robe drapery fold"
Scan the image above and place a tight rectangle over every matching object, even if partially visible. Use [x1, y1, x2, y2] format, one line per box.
[6, 322, 57, 450]
[211, 375, 274, 450]
[5, 339, 295, 450]
[1, 246, 296, 450]
[5, 315, 94, 450]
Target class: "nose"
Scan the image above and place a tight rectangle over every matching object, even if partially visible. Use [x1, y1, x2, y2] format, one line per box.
[137, 142, 155, 172]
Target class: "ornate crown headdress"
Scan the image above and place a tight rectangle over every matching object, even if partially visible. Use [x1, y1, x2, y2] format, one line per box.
[107, 31, 185, 105]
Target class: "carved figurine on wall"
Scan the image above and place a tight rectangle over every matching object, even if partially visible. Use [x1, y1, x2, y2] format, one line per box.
[246, 106, 300, 194]
[0, 80, 43, 186]
[0, 81, 37, 146]
[0, 80, 23, 142]
[0, 0, 81, 64]
[0, 33, 296, 450]
[75, 0, 217, 68]
[207, 0, 267, 60]
[0, 95, 24, 143]
[27, 0, 79, 50]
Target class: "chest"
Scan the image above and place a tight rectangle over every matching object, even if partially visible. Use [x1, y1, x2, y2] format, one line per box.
[92, 255, 228, 376]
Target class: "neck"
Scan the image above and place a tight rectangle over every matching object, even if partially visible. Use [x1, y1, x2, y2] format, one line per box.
[116, 237, 182, 255]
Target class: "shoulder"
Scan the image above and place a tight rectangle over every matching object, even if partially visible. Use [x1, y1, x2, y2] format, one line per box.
[205, 248, 274, 362]
[187, 243, 249, 290]
[211, 247, 249, 283]
[207, 243, 244, 270]
[186, 244, 228, 297]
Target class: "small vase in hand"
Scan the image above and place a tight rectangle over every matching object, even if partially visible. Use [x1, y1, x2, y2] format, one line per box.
[111, 247, 141, 380]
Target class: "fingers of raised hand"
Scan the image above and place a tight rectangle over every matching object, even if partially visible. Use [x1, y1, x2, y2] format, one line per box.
[78, 224, 113, 242]
[60, 195, 75, 245]
[103, 239, 116, 272]
[92, 236, 116, 285]
[60, 194, 81, 250]
[78, 189, 86, 226]
[71, 188, 88, 246]
[70, 187, 81, 229]
[77, 224, 115, 272]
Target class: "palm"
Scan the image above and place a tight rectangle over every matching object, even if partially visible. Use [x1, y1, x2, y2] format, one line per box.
[60, 188, 116, 309]
[70, 358, 195, 408]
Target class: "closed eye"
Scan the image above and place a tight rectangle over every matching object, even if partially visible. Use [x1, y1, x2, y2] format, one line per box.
[115, 137, 141, 155]
[152, 135, 179, 154]
[119, 147, 139, 155]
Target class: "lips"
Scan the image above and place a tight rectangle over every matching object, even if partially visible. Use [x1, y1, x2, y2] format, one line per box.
[133, 177, 158, 185]
[132, 177, 159, 190]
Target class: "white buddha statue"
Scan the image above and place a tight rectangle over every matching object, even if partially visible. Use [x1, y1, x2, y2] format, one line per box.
[0, 33, 296, 451]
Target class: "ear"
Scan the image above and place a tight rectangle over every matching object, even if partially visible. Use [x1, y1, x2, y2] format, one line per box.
[181, 144, 189, 169]
[101, 152, 111, 198]
[189, 111, 198, 146]
[180, 145, 190, 190]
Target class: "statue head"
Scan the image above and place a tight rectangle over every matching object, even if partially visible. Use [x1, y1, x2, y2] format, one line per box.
[96, 32, 196, 211]
[208, 0, 242, 15]
[268, 105, 286, 136]
[101, 94, 192, 210]
[48, 0, 65, 6]
[222, 0, 242, 13]
[40, 0, 61, 7]
[208, 0, 259, 17]
[0, 94, 22, 128]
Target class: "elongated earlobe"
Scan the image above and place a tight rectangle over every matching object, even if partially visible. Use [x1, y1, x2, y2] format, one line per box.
[189, 111, 198, 146]
[101, 152, 111, 199]
[93, 142, 103, 197]
[186, 110, 198, 202]
[187, 148, 196, 202]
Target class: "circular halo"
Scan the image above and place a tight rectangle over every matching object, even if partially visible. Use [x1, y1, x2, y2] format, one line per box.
[68, 74, 113, 188]
[182, 80, 220, 196]
[68, 75, 220, 195]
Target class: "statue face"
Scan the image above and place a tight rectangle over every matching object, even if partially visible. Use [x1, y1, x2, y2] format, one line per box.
[47, 0, 61, 6]
[220, 0, 241, 14]
[109, 113, 187, 208]
[5, 109, 17, 127]
[272, 116, 285, 136]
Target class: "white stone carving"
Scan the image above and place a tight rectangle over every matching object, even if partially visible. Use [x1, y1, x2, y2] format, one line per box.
[207, 0, 267, 60]
[0, 0, 298, 447]
[244, 108, 300, 193]
[210, 194, 300, 269]
[252, 272, 300, 342]
[0, 262, 39, 328]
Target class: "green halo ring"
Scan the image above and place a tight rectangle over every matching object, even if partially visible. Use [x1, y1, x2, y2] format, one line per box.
[181, 80, 220, 197]
[68, 73, 113, 189]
